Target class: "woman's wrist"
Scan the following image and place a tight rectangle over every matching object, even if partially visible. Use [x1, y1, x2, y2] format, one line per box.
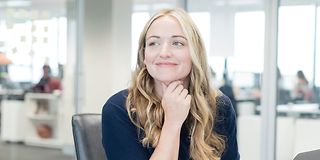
[163, 119, 183, 131]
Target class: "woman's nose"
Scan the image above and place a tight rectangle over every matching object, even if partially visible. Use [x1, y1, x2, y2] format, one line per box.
[159, 42, 172, 58]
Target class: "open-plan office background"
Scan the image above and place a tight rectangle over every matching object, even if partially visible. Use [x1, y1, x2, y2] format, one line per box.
[0, 0, 319, 160]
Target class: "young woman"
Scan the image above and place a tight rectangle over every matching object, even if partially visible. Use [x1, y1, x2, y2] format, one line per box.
[102, 8, 240, 160]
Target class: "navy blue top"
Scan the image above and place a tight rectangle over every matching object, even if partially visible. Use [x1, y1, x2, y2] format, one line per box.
[102, 89, 240, 160]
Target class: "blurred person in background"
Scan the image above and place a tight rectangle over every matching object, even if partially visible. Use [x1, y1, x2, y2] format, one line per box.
[292, 70, 314, 103]
[33, 64, 62, 93]
[32, 64, 62, 114]
[219, 72, 238, 116]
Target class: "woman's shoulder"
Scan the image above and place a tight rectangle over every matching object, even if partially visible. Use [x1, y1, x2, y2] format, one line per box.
[102, 89, 128, 115]
[215, 91, 234, 113]
[214, 92, 237, 135]
[106, 89, 128, 105]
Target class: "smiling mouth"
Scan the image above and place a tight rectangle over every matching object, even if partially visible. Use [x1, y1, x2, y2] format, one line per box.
[156, 62, 177, 66]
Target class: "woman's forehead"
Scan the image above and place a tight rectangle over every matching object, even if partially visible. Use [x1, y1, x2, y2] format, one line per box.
[146, 16, 185, 39]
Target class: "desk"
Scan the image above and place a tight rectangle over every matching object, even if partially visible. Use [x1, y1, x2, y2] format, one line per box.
[0, 89, 25, 100]
[0, 89, 25, 142]
[256, 103, 320, 117]
[1, 100, 26, 142]
[24, 92, 62, 148]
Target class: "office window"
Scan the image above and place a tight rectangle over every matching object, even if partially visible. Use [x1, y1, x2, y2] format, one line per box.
[57, 17, 67, 65]
[189, 12, 211, 56]
[6, 21, 33, 82]
[228, 11, 265, 74]
[8, 65, 32, 82]
[4, 17, 67, 83]
[278, 5, 315, 82]
[0, 21, 8, 51]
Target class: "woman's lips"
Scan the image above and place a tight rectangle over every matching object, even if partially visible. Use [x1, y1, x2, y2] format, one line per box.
[155, 62, 177, 67]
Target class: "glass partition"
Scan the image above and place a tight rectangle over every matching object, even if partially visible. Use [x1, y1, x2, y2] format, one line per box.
[187, 0, 266, 159]
[277, 1, 320, 159]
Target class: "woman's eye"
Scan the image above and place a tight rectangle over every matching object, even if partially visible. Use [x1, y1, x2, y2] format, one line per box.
[147, 42, 159, 46]
[172, 41, 184, 47]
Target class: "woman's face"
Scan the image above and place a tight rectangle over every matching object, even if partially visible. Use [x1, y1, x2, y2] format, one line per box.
[144, 16, 192, 86]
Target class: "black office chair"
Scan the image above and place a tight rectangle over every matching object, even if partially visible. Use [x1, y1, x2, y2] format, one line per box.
[72, 113, 107, 160]
[293, 149, 320, 160]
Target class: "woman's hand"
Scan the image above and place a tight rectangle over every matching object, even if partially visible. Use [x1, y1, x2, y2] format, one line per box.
[161, 81, 192, 127]
[150, 81, 191, 160]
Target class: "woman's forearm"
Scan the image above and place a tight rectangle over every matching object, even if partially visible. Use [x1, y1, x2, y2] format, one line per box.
[150, 122, 182, 160]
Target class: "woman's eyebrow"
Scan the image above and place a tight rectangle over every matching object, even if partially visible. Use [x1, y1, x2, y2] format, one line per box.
[146, 35, 160, 40]
[146, 35, 187, 41]
[172, 35, 187, 40]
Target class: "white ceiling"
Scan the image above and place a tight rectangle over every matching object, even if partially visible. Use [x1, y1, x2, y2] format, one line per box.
[0, 0, 317, 21]
[0, 0, 65, 8]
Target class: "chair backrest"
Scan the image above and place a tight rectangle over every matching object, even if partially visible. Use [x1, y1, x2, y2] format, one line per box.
[293, 149, 320, 160]
[72, 113, 107, 160]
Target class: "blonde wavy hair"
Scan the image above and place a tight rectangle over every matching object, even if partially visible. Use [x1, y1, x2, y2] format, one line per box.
[126, 8, 225, 160]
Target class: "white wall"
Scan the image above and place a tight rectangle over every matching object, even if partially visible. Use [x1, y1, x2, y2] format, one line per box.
[79, 0, 132, 113]
[61, 0, 132, 153]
